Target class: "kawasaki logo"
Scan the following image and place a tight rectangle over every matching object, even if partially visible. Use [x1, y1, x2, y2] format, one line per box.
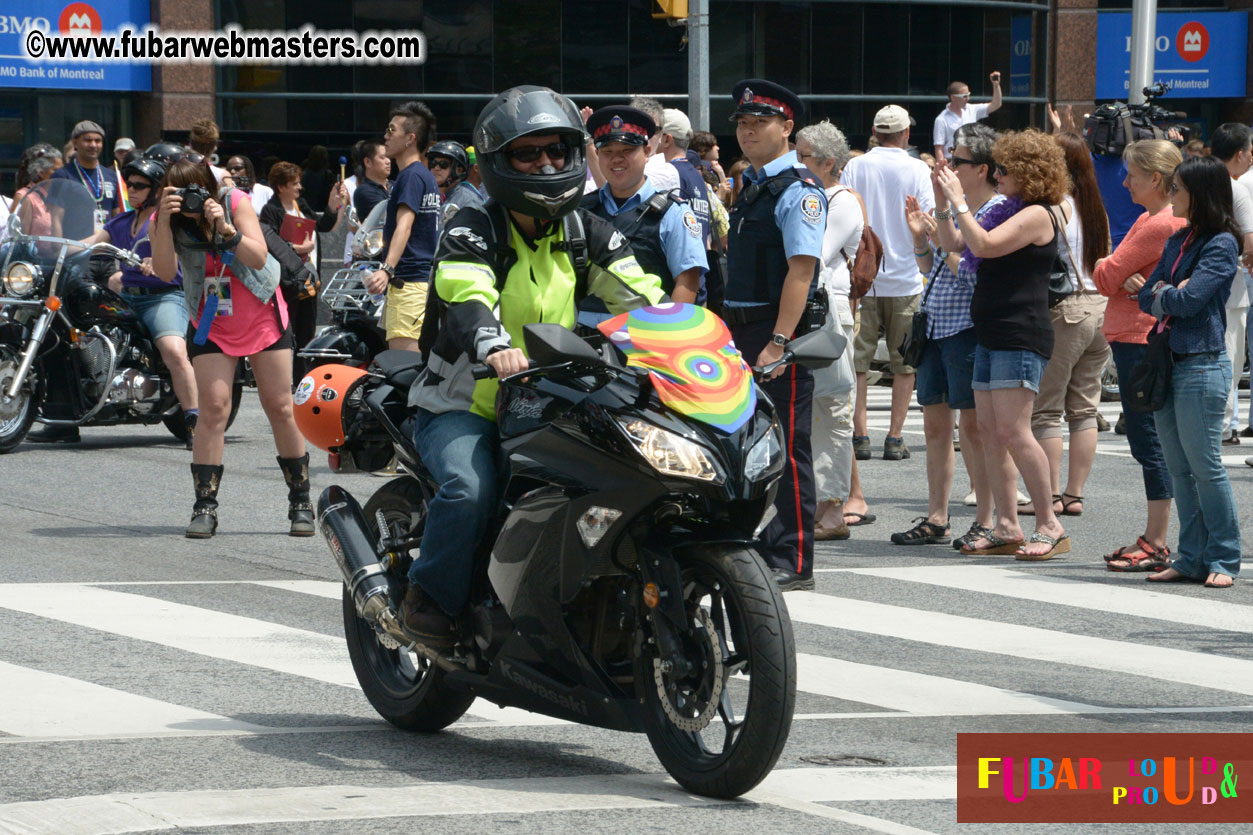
[500, 660, 589, 716]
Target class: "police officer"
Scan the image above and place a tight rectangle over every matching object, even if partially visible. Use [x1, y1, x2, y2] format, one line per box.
[580, 106, 706, 314]
[722, 79, 826, 592]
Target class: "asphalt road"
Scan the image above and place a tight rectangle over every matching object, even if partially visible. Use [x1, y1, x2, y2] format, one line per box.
[0, 384, 1250, 835]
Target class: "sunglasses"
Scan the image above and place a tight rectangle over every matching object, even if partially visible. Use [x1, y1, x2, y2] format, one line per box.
[953, 92, 971, 99]
[994, 163, 1008, 177]
[949, 156, 978, 167]
[504, 142, 570, 163]
[226, 164, 246, 172]
[125, 180, 151, 191]
[429, 159, 452, 170]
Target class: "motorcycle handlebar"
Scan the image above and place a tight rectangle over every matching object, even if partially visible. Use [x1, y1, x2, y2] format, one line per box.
[471, 360, 536, 380]
[89, 242, 143, 267]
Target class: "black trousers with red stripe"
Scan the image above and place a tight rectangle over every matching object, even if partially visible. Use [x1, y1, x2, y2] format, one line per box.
[732, 320, 816, 576]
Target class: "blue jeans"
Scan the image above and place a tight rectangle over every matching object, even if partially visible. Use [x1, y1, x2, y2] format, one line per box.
[1110, 341, 1173, 501]
[408, 408, 501, 615]
[1154, 353, 1242, 579]
[915, 327, 977, 410]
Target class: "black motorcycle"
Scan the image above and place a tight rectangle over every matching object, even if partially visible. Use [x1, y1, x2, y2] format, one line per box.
[313, 305, 842, 798]
[0, 179, 242, 453]
[298, 200, 388, 369]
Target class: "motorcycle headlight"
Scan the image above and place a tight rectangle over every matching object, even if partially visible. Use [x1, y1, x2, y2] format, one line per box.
[615, 417, 724, 484]
[354, 229, 385, 260]
[2, 262, 39, 298]
[744, 420, 784, 482]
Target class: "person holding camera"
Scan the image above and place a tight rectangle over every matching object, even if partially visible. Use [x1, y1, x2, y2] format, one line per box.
[259, 161, 346, 383]
[149, 159, 313, 540]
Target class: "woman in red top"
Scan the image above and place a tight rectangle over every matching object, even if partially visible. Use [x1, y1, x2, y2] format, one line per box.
[1091, 140, 1188, 570]
[150, 160, 313, 540]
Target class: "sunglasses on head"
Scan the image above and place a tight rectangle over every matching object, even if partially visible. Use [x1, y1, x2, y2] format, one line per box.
[504, 142, 570, 163]
[953, 92, 971, 99]
[125, 180, 151, 191]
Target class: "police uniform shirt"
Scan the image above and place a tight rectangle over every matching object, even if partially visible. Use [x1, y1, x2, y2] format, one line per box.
[724, 149, 825, 306]
[590, 179, 708, 281]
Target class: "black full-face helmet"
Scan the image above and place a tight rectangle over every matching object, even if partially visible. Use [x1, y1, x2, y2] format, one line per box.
[121, 157, 167, 207]
[473, 86, 589, 221]
[426, 140, 469, 186]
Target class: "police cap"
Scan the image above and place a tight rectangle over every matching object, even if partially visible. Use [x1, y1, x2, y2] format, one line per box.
[730, 79, 803, 124]
[586, 106, 656, 148]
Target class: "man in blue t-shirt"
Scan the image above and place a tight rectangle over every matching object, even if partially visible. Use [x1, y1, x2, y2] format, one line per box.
[364, 102, 442, 351]
[52, 120, 122, 285]
[1091, 152, 1141, 249]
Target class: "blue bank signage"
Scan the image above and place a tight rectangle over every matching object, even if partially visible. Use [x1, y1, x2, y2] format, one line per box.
[1096, 12, 1248, 99]
[1009, 16, 1032, 98]
[0, 0, 150, 92]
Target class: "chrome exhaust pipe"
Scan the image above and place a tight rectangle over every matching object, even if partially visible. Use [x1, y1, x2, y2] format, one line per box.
[317, 485, 394, 625]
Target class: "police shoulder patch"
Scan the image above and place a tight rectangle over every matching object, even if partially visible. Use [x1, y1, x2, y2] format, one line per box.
[608, 230, 627, 250]
[800, 193, 823, 223]
[681, 210, 701, 237]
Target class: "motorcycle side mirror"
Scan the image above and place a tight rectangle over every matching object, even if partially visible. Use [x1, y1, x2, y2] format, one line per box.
[523, 323, 606, 369]
[787, 327, 846, 369]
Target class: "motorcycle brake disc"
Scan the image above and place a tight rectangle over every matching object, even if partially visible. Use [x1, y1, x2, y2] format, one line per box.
[653, 606, 725, 732]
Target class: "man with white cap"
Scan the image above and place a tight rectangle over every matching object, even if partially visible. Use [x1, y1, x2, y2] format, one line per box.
[113, 137, 136, 168]
[841, 104, 934, 462]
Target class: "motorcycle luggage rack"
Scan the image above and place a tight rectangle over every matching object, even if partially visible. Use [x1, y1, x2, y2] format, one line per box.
[322, 265, 383, 316]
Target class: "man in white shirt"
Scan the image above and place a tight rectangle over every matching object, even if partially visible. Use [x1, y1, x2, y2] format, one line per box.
[932, 72, 1002, 163]
[1210, 123, 1253, 443]
[629, 96, 681, 193]
[841, 105, 934, 461]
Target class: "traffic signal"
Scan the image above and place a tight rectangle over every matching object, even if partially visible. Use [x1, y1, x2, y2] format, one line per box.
[651, 1, 688, 20]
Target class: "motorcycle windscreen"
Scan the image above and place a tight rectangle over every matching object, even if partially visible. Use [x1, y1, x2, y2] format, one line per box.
[597, 302, 755, 434]
[10, 179, 97, 242]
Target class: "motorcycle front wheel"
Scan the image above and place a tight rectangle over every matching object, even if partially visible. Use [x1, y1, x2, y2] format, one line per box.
[0, 347, 39, 453]
[641, 545, 797, 799]
[342, 477, 475, 731]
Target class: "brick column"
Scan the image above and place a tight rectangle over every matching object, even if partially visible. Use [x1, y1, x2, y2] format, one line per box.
[134, 0, 216, 142]
[1053, 0, 1099, 116]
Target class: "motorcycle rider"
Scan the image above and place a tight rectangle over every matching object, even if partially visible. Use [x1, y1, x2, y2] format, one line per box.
[428, 140, 485, 224]
[400, 86, 666, 648]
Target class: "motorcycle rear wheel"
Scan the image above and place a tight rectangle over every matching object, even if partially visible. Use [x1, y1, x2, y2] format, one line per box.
[342, 477, 475, 731]
[163, 370, 244, 442]
[0, 347, 39, 454]
[641, 545, 796, 799]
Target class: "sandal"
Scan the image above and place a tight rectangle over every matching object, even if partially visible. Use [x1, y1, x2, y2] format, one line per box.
[1106, 538, 1171, 572]
[1059, 493, 1084, 516]
[844, 512, 876, 526]
[1015, 531, 1071, 561]
[952, 523, 992, 552]
[960, 531, 1025, 555]
[1204, 573, 1235, 589]
[891, 517, 951, 546]
[1019, 494, 1062, 516]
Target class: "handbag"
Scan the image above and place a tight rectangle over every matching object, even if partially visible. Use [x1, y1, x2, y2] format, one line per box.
[1124, 319, 1172, 413]
[1046, 205, 1078, 307]
[899, 257, 942, 369]
[836, 186, 884, 302]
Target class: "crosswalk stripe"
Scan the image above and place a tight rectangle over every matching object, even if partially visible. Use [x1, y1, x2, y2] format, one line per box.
[837, 566, 1253, 633]
[785, 591, 1253, 696]
[0, 767, 956, 834]
[0, 661, 268, 738]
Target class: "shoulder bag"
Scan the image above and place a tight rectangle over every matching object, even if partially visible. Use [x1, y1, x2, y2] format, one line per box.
[1046, 205, 1078, 307]
[898, 255, 943, 369]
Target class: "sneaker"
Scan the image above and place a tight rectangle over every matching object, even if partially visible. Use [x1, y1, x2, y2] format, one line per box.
[883, 436, 910, 460]
[1242, 425, 1253, 438]
[1114, 413, 1127, 435]
[853, 435, 871, 461]
[891, 517, 951, 546]
[963, 491, 977, 507]
[1246, 456, 1253, 468]
[399, 585, 456, 650]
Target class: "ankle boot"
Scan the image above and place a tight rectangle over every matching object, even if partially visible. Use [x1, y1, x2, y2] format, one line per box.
[183, 413, 197, 451]
[187, 463, 223, 538]
[277, 454, 315, 537]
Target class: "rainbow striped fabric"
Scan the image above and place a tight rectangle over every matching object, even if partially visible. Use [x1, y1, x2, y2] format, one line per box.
[598, 303, 756, 434]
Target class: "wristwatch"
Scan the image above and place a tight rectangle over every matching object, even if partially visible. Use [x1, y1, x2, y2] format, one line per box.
[380, 262, 396, 278]
[771, 333, 788, 347]
[953, 203, 971, 217]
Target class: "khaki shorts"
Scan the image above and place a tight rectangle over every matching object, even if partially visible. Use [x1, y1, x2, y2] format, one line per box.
[852, 293, 920, 375]
[1031, 293, 1110, 439]
[382, 280, 429, 342]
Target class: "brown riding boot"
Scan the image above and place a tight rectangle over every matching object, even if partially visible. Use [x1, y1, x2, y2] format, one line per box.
[186, 463, 223, 538]
[814, 498, 851, 541]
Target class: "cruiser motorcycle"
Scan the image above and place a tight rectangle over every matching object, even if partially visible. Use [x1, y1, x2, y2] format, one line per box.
[0, 179, 242, 453]
[310, 303, 843, 798]
[298, 200, 389, 369]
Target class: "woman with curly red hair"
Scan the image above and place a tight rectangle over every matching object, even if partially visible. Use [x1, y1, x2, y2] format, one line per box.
[935, 129, 1072, 560]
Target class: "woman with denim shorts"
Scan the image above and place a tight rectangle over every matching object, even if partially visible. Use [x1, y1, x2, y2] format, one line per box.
[935, 129, 1070, 560]
[82, 154, 199, 446]
[1092, 140, 1186, 571]
[1140, 156, 1243, 589]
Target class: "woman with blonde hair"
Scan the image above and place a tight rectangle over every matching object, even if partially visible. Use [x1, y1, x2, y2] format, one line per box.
[935, 129, 1072, 560]
[1092, 140, 1187, 571]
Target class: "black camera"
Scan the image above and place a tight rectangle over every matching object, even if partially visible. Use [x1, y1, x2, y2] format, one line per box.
[177, 184, 211, 215]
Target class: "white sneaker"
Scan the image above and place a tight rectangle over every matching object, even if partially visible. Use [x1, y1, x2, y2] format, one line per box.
[964, 491, 977, 506]
[1017, 490, 1030, 505]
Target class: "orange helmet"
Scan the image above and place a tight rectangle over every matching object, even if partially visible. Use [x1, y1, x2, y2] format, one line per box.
[293, 365, 368, 451]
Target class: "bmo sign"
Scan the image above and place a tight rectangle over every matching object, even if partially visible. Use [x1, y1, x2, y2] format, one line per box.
[0, 0, 150, 92]
[1096, 12, 1247, 99]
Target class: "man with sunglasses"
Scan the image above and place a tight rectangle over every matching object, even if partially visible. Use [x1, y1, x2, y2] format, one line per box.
[932, 72, 1002, 164]
[364, 101, 442, 350]
[399, 86, 665, 648]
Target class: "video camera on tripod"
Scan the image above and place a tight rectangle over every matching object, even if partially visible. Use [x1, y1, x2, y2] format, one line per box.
[1084, 83, 1191, 156]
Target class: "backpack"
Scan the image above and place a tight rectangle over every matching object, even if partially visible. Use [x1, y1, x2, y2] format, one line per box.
[417, 201, 590, 358]
[834, 186, 884, 301]
[1083, 103, 1164, 157]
